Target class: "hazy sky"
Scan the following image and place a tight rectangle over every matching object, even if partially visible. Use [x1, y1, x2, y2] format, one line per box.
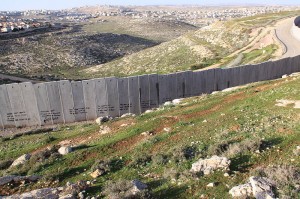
[1, 0, 300, 11]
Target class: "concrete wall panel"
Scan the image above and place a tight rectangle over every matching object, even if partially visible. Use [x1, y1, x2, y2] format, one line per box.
[184, 71, 193, 97]
[20, 82, 41, 126]
[106, 77, 120, 117]
[95, 78, 108, 117]
[128, 76, 140, 114]
[0, 113, 3, 130]
[46, 82, 64, 124]
[6, 83, 29, 127]
[0, 85, 15, 128]
[176, 72, 185, 98]
[138, 75, 150, 112]
[193, 71, 205, 95]
[71, 81, 86, 122]
[149, 74, 159, 109]
[59, 80, 75, 123]
[34, 83, 53, 125]
[82, 79, 97, 121]
[158, 75, 168, 104]
[168, 73, 178, 100]
[118, 77, 130, 116]
[204, 69, 221, 94]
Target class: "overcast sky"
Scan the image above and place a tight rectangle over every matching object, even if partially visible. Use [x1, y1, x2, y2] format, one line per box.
[1, 0, 300, 11]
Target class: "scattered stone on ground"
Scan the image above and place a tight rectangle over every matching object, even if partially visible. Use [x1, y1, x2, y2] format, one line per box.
[163, 101, 173, 106]
[58, 146, 73, 155]
[141, 131, 154, 136]
[10, 154, 31, 167]
[229, 183, 253, 198]
[130, 180, 148, 195]
[90, 169, 105, 179]
[212, 91, 220, 95]
[99, 126, 111, 135]
[207, 182, 215, 187]
[163, 127, 171, 132]
[282, 74, 288, 78]
[145, 109, 154, 114]
[0, 175, 40, 186]
[121, 113, 136, 118]
[172, 98, 183, 105]
[2, 181, 88, 199]
[190, 155, 231, 175]
[293, 145, 300, 156]
[95, 116, 110, 125]
[275, 99, 300, 109]
[229, 176, 275, 199]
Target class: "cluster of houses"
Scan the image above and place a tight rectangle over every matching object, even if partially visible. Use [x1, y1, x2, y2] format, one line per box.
[0, 22, 43, 33]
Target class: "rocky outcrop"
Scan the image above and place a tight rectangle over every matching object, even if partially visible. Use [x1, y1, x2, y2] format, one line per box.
[250, 176, 275, 199]
[229, 176, 275, 199]
[190, 156, 231, 175]
[10, 154, 31, 167]
[131, 180, 148, 195]
[229, 183, 253, 198]
[0, 175, 40, 186]
[2, 181, 88, 199]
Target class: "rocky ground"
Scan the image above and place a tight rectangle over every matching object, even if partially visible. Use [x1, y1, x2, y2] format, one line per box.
[0, 24, 158, 79]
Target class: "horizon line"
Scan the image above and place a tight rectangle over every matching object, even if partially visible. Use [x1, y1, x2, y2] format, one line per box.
[1, 3, 300, 12]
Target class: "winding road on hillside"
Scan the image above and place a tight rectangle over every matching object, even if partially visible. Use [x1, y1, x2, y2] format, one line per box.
[275, 17, 300, 58]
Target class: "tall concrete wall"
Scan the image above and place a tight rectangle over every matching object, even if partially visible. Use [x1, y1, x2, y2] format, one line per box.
[1, 55, 300, 129]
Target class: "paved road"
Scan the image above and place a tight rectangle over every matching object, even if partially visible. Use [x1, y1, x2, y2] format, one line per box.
[275, 17, 300, 58]
[0, 73, 42, 83]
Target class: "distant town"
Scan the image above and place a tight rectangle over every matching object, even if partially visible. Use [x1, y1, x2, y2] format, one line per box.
[1, 5, 299, 33]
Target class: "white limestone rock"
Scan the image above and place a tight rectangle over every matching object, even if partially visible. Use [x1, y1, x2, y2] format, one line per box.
[190, 155, 231, 175]
[249, 176, 275, 199]
[11, 154, 31, 167]
[229, 183, 253, 198]
[172, 98, 183, 105]
[58, 146, 72, 155]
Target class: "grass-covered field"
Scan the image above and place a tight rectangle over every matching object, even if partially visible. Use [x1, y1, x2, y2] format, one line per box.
[1, 74, 299, 198]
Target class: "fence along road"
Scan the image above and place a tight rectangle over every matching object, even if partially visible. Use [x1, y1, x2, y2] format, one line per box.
[0, 56, 300, 130]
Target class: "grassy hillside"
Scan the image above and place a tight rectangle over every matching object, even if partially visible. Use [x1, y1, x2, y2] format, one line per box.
[1, 73, 299, 198]
[81, 11, 300, 79]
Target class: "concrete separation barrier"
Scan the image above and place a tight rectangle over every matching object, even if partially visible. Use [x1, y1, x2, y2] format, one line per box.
[1, 55, 300, 129]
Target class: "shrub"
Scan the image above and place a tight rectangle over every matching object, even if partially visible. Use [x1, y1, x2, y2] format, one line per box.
[152, 154, 169, 165]
[207, 140, 231, 156]
[0, 160, 13, 170]
[130, 153, 152, 168]
[91, 160, 111, 173]
[253, 165, 300, 198]
[170, 144, 200, 163]
[163, 168, 180, 181]
[207, 138, 263, 157]
[225, 138, 262, 157]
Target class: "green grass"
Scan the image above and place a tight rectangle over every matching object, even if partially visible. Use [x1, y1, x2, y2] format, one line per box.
[241, 44, 278, 64]
[1, 75, 299, 198]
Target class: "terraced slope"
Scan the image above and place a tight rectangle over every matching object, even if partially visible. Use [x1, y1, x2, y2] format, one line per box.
[1, 73, 299, 198]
